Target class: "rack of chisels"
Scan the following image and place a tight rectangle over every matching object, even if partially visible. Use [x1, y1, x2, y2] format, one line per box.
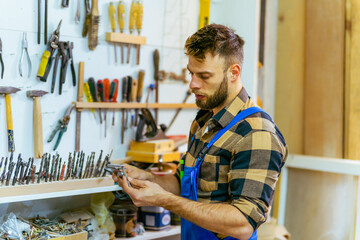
[0, 150, 112, 187]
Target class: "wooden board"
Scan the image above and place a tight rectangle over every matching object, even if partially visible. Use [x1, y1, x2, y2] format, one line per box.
[344, 0, 360, 160]
[274, 0, 305, 155]
[126, 151, 180, 163]
[53, 231, 88, 240]
[304, 0, 345, 158]
[105, 32, 146, 45]
[130, 140, 174, 153]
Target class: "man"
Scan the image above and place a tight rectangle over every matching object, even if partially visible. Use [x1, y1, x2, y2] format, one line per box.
[113, 24, 287, 240]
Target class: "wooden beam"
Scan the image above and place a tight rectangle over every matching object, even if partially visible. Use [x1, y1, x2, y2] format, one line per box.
[344, 0, 360, 160]
[304, 0, 345, 158]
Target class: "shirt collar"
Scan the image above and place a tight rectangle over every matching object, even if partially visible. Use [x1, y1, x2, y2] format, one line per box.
[194, 87, 252, 130]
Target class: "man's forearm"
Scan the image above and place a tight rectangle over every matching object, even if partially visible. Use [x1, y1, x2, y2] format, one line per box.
[158, 193, 253, 240]
[147, 173, 180, 195]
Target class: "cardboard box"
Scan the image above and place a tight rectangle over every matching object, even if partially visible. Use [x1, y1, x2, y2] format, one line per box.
[258, 218, 290, 240]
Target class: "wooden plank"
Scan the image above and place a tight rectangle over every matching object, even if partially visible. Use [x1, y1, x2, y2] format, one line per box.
[74, 102, 198, 109]
[126, 151, 180, 163]
[273, 0, 306, 220]
[130, 140, 174, 153]
[344, 0, 360, 160]
[105, 32, 146, 45]
[304, 0, 345, 158]
[274, 0, 305, 154]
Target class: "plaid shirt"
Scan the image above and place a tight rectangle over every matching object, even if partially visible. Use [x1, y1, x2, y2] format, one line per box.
[176, 87, 288, 234]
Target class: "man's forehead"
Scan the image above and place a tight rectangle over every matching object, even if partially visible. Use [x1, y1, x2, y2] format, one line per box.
[187, 53, 224, 72]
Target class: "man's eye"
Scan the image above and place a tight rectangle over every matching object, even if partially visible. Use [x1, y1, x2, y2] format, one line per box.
[200, 75, 210, 80]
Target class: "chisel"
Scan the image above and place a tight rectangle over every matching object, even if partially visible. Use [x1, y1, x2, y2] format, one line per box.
[136, 0, 143, 65]
[118, 0, 126, 64]
[153, 49, 160, 124]
[128, 0, 137, 64]
[135, 70, 145, 125]
[108, 2, 117, 63]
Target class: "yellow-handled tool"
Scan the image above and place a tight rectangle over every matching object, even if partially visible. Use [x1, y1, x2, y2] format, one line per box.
[118, 0, 126, 64]
[84, 82, 96, 120]
[109, 2, 117, 63]
[135, 0, 143, 65]
[127, 0, 138, 64]
[0, 87, 20, 152]
[199, 0, 210, 29]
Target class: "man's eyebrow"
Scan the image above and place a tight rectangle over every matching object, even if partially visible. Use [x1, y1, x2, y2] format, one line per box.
[187, 66, 213, 75]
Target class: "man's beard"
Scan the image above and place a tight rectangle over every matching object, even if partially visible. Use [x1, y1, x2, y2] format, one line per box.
[194, 75, 228, 110]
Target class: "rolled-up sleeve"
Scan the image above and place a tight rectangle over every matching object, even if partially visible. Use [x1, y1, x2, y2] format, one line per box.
[229, 130, 287, 230]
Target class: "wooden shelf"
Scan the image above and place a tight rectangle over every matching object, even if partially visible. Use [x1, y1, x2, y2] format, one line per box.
[105, 32, 146, 45]
[0, 176, 121, 204]
[118, 226, 180, 240]
[74, 102, 198, 109]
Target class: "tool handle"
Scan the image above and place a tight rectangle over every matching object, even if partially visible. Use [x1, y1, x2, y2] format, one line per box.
[88, 77, 98, 102]
[97, 80, 105, 102]
[109, 2, 117, 32]
[91, 0, 99, 14]
[118, 1, 126, 32]
[71, 62, 76, 87]
[122, 77, 128, 102]
[137, 70, 145, 102]
[84, 83, 93, 103]
[111, 79, 119, 102]
[127, 76, 133, 102]
[37, 50, 51, 79]
[104, 78, 110, 102]
[129, 0, 137, 33]
[53, 127, 67, 150]
[33, 97, 43, 158]
[5, 94, 14, 152]
[131, 78, 138, 102]
[136, 0, 143, 34]
[77, 62, 84, 101]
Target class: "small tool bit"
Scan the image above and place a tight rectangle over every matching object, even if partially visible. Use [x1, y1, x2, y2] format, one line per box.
[37, 154, 45, 183]
[1, 157, 8, 184]
[6, 162, 15, 186]
[57, 158, 62, 181]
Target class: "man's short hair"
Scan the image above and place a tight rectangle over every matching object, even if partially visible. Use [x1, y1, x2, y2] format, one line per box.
[185, 24, 245, 71]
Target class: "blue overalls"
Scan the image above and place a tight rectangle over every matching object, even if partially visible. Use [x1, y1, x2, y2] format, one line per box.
[181, 107, 264, 240]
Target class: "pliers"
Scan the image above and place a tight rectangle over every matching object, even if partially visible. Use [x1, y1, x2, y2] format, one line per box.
[19, 33, 32, 78]
[0, 38, 4, 79]
[51, 41, 66, 94]
[47, 104, 75, 150]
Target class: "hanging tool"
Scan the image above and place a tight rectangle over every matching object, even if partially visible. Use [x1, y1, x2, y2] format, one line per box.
[135, 0, 143, 65]
[0, 38, 4, 79]
[84, 82, 96, 120]
[26, 90, 48, 159]
[0, 87, 21, 152]
[97, 80, 105, 133]
[82, 0, 91, 37]
[38, 0, 41, 44]
[68, 42, 76, 87]
[103, 78, 110, 137]
[165, 90, 191, 133]
[153, 49, 160, 124]
[109, 2, 117, 63]
[136, 108, 167, 142]
[75, 62, 84, 152]
[61, 0, 69, 7]
[127, 0, 137, 64]
[45, 0, 48, 44]
[75, 0, 81, 24]
[88, 0, 100, 50]
[88, 77, 102, 123]
[145, 83, 156, 104]
[135, 70, 145, 126]
[118, 0, 125, 64]
[126, 76, 133, 130]
[47, 104, 75, 150]
[37, 20, 62, 82]
[199, 0, 211, 29]
[121, 77, 128, 144]
[130, 77, 137, 127]
[51, 41, 66, 93]
[19, 33, 32, 78]
[110, 79, 119, 126]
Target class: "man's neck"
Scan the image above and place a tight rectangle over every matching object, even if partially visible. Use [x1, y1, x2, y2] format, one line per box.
[212, 85, 243, 115]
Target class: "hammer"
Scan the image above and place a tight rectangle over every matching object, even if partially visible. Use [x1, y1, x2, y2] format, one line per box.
[27, 90, 48, 158]
[0, 87, 20, 152]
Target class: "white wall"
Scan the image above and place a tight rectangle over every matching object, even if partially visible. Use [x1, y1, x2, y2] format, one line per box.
[0, 0, 260, 218]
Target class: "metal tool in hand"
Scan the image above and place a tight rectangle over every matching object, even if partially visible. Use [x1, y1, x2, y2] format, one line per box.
[105, 164, 132, 187]
[47, 104, 75, 150]
[0, 38, 4, 79]
[19, 33, 32, 78]
[37, 20, 62, 82]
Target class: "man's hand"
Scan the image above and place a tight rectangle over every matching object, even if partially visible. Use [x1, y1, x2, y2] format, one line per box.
[112, 164, 152, 188]
[119, 176, 172, 207]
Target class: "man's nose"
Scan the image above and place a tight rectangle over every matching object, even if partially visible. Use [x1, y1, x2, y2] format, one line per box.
[189, 75, 200, 90]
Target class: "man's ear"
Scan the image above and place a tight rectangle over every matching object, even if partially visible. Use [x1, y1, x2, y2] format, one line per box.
[230, 64, 241, 82]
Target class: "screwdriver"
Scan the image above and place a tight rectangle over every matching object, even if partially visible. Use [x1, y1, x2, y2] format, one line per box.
[104, 78, 110, 137]
[130, 77, 137, 127]
[88, 77, 103, 123]
[84, 82, 97, 120]
[135, 70, 145, 126]
[118, 0, 126, 64]
[108, 2, 117, 63]
[136, 0, 143, 65]
[125, 76, 133, 130]
[97, 80, 105, 130]
[128, 0, 137, 64]
[121, 77, 128, 144]
[110, 79, 119, 126]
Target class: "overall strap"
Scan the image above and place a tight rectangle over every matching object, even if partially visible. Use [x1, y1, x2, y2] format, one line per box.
[196, 107, 265, 165]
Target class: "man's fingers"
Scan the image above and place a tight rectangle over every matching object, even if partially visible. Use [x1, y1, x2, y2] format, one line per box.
[129, 178, 148, 188]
